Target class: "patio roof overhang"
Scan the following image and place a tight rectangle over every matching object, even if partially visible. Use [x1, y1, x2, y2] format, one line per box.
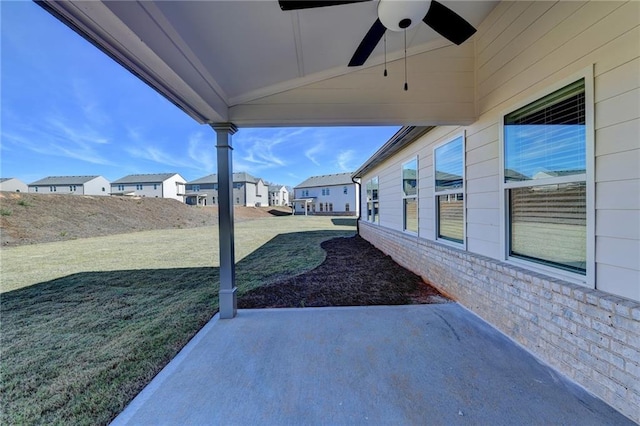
[36, 0, 498, 127]
[36, 0, 499, 319]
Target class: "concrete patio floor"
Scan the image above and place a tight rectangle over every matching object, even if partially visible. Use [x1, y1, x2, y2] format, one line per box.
[112, 304, 633, 425]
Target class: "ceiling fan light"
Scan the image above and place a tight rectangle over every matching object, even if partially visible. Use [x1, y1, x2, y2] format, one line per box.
[378, 0, 431, 32]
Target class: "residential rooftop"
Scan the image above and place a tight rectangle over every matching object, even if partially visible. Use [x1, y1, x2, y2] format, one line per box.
[294, 173, 354, 188]
[29, 176, 104, 186]
[112, 173, 181, 184]
[187, 172, 259, 185]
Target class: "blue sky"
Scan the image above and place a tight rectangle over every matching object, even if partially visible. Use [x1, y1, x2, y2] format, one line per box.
[0, 1, 399, 188]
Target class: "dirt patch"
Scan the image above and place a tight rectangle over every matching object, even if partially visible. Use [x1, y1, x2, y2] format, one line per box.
[239, 235, 450, 308]
[0, 192, 290, 247]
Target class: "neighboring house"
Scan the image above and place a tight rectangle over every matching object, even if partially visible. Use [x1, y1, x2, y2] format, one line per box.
[352, 2, 640, 420]
[28, 176, 110, 196]
[110, 173, 186, 201]
[184, 172, 268, 207]
[0, 178, 28, 193]
[293, 173, 358, 216]
[268, 185, 289, 206]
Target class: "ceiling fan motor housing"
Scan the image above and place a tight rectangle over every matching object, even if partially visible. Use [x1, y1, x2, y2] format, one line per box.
[378, 0, 432, 32]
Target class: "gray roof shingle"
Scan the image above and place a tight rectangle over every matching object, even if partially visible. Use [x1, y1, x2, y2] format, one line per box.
[29, 176, 103, 186]
[112, 173, 180, 184]
[187, 172, 258, 185]
[294, 173, 353, 188]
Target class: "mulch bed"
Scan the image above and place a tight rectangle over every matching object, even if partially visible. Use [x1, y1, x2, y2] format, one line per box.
[238, 235, 451, 308]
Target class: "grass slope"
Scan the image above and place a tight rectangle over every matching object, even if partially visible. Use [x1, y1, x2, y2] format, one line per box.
[0, 192, 288, 247]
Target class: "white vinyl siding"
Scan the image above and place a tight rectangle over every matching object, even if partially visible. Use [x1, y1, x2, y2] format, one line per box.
[357, 1, 638, 301]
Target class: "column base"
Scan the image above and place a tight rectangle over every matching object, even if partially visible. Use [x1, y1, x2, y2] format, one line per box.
[219, 287, 237, 319]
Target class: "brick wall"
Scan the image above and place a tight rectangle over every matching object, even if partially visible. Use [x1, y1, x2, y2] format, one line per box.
[360, 222, 640, 423]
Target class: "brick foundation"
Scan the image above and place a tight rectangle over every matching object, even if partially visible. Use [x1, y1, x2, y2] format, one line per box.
[360, 221, 640, 423]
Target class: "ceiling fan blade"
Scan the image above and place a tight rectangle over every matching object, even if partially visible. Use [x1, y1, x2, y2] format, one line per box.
[279, 0, 370, 11]
[348, 18, 386, 67]
[422, 0, 476, 45]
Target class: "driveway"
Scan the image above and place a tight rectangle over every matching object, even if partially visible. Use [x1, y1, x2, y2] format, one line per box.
[112, 304, 633, 425]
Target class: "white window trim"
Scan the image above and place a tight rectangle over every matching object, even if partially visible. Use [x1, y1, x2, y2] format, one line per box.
[366, 176, 380, 225]
[498, 65, 595, 288]
[433, 130, 467, 250]
[402, 156, 419, 235]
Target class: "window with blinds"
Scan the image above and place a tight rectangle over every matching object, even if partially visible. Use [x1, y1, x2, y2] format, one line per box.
[503, 79, 587, 274]
[434, 135, 465, 245]
[402, 158, 418, 233]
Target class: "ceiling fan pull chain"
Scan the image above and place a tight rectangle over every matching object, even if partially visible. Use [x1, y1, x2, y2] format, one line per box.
[404, 29, 408, 91]
[383, 33, 388, 77]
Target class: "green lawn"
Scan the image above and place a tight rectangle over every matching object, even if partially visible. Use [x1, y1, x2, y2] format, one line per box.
[0, 216, 355, 425]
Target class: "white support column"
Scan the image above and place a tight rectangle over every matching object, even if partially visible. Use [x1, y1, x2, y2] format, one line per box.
[211, 123, 238, 319]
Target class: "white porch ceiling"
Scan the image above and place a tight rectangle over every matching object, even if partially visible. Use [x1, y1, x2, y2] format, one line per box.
[40, 0, 498, 127]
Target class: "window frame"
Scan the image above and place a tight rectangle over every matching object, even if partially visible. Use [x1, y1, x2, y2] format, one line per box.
[498, 66, 594, 287]
[402, 157, 419, 234]
[433, 131, 466, 249]
[366, 176, 379, 224]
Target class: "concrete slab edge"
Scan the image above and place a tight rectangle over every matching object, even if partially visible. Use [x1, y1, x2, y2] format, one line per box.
[110, 312, 222, 425]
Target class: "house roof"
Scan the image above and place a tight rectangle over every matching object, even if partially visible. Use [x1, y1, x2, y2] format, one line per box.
[268, 185, 286, 192]
[295, 173, 354, 189]
[112, 173, 181, 184]
[353, 126, 434, 179]
[0, 178, 15, 183]
[36, 1, 498, 127]
[187, 172, 258, 185]
[29, 176, 104, 186]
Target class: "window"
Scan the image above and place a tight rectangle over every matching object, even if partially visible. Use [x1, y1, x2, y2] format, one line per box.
[301, 189, 309, 197]
[366, 177, 379, 223]
[326, 188, 330, 195]
[136, 184, 143, 190]
[50, 186, 56, 192]
[328, 203, 333, 212]
[343, 186, 348, 195]
[236, 197, 240, 204]
[321, 189, 325, 196]
[502, 77, 592, 281]
[434, 135, 465, 245]
[153, 184, 158, 190]
[34, 187, 38, 192]
[102, 187, 105, 192]
[193, 185, 200, 192]
[345, 203, 350, 212]
[233, 183, 243, 189]
[402, 158, 418, 233]
[69, 185, 77, 192]
[212, 197, 216, 204]
[319, 203, 323, 212]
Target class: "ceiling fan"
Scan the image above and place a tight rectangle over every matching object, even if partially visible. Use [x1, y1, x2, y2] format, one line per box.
[279, 0, 477, 67]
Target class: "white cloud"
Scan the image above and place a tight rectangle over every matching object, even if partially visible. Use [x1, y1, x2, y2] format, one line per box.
[187, 132, 215, 172]
[71, 78, 111, 127]
[232, 128, 308, 173]
[2, 130, 115, 166]
[46, 116, 110, 145]
[304, 143, 324, 166]
[2, 111, 114, 166]
[336, 149, 356, 172]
